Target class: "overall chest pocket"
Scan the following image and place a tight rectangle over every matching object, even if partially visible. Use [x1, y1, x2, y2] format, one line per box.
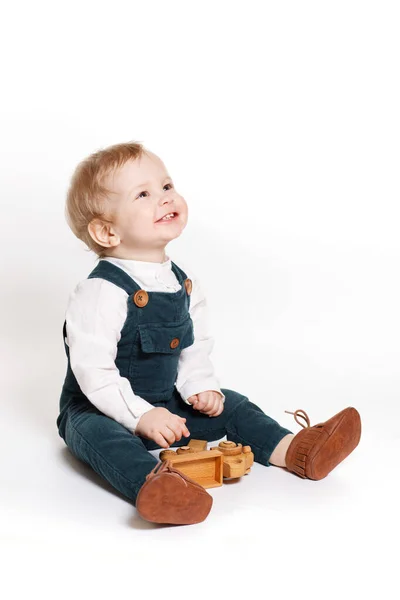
[129, 317, 195, 400]
[137, 317, 195, 354]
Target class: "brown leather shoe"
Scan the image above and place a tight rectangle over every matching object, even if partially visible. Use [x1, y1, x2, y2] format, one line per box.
[135, 460, 213, 525]
[284, 407, 361, 480]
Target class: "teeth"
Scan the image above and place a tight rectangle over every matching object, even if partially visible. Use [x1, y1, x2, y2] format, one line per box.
[161, 213, 175, 220]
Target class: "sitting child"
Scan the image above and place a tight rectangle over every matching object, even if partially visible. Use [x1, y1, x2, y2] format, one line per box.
[57, 141, 361, 525]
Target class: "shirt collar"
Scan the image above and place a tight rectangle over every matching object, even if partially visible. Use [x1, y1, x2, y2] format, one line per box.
[100, 254, 172, 280]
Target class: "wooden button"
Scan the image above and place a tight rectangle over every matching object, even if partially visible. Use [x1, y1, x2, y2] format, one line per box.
[132, 290, 149, 307]
[184, 278, 192, 295]
[170, 338, 180, 349]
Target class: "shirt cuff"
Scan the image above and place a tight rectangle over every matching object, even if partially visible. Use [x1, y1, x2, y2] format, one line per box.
[125, 404, 155, 435]
[118, 383, 156, 433]
[176, 379, 226, 405]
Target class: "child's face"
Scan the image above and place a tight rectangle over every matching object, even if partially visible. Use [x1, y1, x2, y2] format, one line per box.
[104, 151, 188, 256]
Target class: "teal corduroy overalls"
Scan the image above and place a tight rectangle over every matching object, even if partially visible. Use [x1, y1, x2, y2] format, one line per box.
[57, 260, 292, 504]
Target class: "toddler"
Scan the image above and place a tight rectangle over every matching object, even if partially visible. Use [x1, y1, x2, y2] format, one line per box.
[57, 141, 361, 525]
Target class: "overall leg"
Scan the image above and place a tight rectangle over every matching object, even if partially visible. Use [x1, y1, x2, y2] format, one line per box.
[156, 390, 361, 479]
[61, 401, 158, 505]
[142, 388, 293, 467]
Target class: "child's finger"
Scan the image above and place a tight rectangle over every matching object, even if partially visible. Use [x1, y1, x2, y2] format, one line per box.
[204, 399, 215, 413]
[208, 401, 223, 417]
[153, 432, 170, 449]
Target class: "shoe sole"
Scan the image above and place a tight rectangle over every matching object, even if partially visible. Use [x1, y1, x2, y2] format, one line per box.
[307, 407, 362, 479]
[136, 472, 213, 525]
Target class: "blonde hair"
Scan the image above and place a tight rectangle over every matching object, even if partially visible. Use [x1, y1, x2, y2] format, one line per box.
[65, 140, 148, 257]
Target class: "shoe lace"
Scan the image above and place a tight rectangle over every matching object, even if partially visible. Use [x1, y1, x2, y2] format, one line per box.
[285, 409, 311, 428]
[145, 458, 202, 489]
[146, 459, 172, 480]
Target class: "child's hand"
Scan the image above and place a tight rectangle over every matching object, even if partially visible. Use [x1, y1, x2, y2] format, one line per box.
[135, 407, 190, 449]
[188, 391, 224, 417]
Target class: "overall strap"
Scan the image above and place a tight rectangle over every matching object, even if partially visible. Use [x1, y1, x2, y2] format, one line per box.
[62, 261, 138, 349]
[87, 260, 141, 295]
[171, 260, 188, 284]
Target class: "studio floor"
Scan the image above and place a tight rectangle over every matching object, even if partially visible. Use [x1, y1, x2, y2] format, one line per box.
[1, 395, 397, 599]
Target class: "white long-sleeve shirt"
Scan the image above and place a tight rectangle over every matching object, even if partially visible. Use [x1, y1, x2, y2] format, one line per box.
[64, 254, 225, 434]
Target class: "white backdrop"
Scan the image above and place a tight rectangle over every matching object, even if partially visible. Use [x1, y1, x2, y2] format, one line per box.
[1, 1, 398, 597]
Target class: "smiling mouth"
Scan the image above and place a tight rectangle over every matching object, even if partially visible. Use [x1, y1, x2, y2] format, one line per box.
[156, 212, 179, 222]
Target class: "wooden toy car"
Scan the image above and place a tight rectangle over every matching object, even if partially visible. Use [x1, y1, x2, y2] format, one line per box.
[159, 439, 254, 488]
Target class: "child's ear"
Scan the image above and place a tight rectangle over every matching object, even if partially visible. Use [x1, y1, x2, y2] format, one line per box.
[88, 218, 120, 249]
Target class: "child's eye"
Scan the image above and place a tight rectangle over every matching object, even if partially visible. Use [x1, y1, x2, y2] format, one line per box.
[137, 183, 173, 199]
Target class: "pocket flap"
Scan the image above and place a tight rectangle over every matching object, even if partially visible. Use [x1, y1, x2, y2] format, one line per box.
[138, 318, 194, 354]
